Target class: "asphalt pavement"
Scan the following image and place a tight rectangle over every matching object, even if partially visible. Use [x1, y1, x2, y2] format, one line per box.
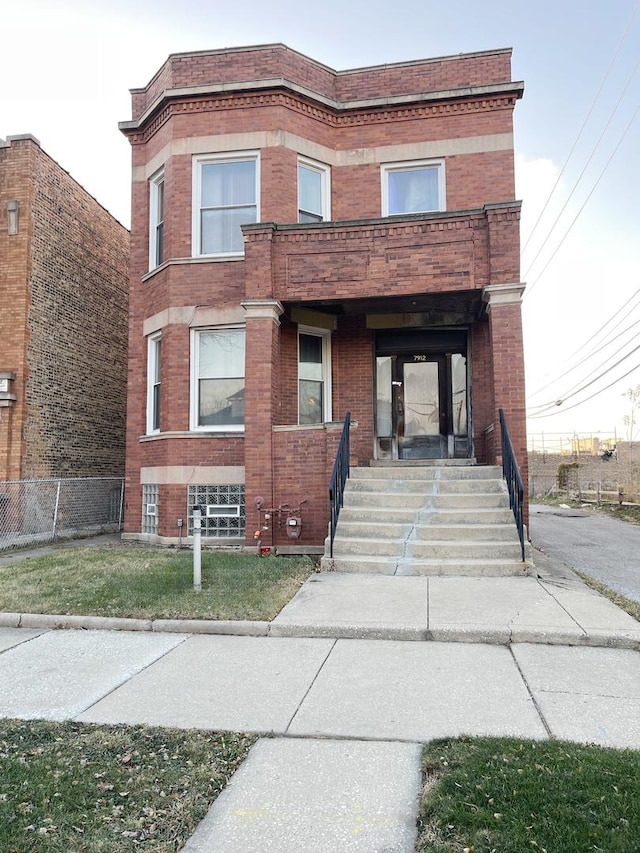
[530, 503, 640, 602]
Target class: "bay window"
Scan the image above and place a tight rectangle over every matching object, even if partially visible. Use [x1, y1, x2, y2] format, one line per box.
[146, 333, 161, 434]
[149, 169, 164, 270]
[193, 153, 259, 256]
[191, 328, 246, 430]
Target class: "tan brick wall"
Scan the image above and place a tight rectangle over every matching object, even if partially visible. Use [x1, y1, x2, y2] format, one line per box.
[0, 136, 129, 480]
[0, 139, 36, 480]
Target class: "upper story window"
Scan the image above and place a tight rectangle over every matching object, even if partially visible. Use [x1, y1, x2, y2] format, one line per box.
[381, 160, 445, 216]
[298, 158, 330, 223]
[193, 153, 259, 257]
[149, 169, 164, 270]
[298, 327, 332, 425]
[190, 327, 246, 431]
[146, 332, 161, 434]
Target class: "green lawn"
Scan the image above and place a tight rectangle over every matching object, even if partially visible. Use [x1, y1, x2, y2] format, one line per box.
[575, 572, 640, 622]
[0, 547, 314, 620]
[416, 737, 640, 853]
[0, 719, 254, 853]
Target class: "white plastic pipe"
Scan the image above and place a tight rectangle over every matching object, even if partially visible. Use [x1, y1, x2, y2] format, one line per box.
[192, 506, 202, 592]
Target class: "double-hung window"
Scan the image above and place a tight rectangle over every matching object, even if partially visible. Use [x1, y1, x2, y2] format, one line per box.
[146, 333, 161, 434]
[298, 328, 331, 424]
[298, 157, 330, 223]
[193, 153, 259, 256]
[191, 328, 246, 430]
[149, 169, 165, 270]
[382, 160, 445, 216]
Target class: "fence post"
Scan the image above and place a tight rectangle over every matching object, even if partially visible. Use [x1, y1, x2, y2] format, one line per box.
[52, 480, 62, 540]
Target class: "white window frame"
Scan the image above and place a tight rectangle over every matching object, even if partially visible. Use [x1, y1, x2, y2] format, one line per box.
[206, 504, 240, 518]
[190, 326, 246, 432]
[149, 168, 165, 271]
[192, 151, 260, 258]
[146, 332, 162, 435]
[381, 159, 446, 216]
[298, 326, 332, 425]
[297, 156, 331, 223]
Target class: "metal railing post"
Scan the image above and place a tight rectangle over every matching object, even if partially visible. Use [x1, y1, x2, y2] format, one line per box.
[499, 409, 526, 562]
[328, 412, 351, 558]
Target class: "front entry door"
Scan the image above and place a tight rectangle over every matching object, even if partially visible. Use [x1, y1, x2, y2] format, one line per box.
[376, 350, 469, 460]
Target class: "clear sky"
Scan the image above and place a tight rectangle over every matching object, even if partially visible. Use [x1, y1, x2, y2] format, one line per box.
[2, 0, 639, 447]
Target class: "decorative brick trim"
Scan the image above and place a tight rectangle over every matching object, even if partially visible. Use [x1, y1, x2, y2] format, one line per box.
[125, 88, 520, 145]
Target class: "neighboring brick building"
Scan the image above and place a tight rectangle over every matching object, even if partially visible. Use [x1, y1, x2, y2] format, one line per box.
[120, 44, 527, 548]
[0, 134, 129, 481]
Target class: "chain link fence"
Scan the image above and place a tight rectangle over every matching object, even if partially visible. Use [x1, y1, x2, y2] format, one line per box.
[0, 478, 124, 552]
[529, 443, 640, 504]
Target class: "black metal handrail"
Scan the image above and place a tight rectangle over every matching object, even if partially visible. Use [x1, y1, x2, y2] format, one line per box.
[499, 408, 526, 561]
[328, 412, 351, 558]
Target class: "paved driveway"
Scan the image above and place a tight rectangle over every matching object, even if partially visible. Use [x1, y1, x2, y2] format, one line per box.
[530, 504, 640, 602]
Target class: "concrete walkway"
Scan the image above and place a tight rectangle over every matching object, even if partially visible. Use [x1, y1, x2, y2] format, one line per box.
[0, 541, 639, 850]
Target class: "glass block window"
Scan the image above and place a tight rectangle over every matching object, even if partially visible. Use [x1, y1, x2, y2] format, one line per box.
[142, 484, 159, 534]
[187, 484, 245, 538]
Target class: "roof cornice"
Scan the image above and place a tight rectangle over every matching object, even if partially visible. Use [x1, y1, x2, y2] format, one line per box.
[119, 78, 524, 135]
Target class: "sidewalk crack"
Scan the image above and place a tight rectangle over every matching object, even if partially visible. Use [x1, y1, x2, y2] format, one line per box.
[509, 645, 553, 738]
[283, 638, 337, 734]
[536, 577, 588, 636]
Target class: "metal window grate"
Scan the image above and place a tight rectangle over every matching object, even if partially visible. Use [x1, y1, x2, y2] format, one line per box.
[188, 484, 245, 538]
[142, 484, 159, 535]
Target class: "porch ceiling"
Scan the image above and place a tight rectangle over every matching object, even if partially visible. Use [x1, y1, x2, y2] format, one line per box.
[285, 289, 484, 324]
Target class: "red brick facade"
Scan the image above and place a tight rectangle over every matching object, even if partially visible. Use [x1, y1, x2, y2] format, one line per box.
[0, 135, 129, 481]
[121, 44, 527, 548]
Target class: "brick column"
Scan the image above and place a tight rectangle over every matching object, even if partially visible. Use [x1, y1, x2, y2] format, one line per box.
[241, 299, 284, 545]
[482, 283, 528, 525]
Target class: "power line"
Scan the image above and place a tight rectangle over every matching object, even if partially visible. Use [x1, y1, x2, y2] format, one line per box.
[523, 54, 640, 283]
[528, 358, 640, 418]
[527, 288, 640, 400]
[521, 0, 640, 257]
[527, 313, 640, 403]
[524, 101, 640, 298]
[528, 346, 640, 417]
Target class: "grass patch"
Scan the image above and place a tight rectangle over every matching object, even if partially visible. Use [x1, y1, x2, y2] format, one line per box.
[575, 572, 640, 622]
[416, 737, 640, 853]
[0, 547, 313, 620]
[595, 503, 640, 525]
[0, 718, 254, 852]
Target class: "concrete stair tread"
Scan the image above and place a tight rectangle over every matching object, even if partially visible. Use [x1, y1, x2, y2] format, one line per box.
[326, 462, 529, 578]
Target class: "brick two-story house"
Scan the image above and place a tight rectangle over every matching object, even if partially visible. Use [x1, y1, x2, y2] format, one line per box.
[120, 44, 526, 548]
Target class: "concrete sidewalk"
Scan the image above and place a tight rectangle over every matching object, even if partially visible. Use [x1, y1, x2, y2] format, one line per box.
[0, 538, 639, 850]
[0, 620, 639, 850]
[2, 549, 639, 649]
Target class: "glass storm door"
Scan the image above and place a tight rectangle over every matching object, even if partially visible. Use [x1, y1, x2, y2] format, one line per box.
[375, 352, 469, 460]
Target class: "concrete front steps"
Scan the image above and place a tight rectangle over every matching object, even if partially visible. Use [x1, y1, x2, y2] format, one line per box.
[322, 462, 532, 576]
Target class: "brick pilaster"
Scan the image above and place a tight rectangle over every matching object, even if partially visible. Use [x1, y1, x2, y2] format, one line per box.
[241, 299, 284, 543]
[482, 283, 528, 525]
